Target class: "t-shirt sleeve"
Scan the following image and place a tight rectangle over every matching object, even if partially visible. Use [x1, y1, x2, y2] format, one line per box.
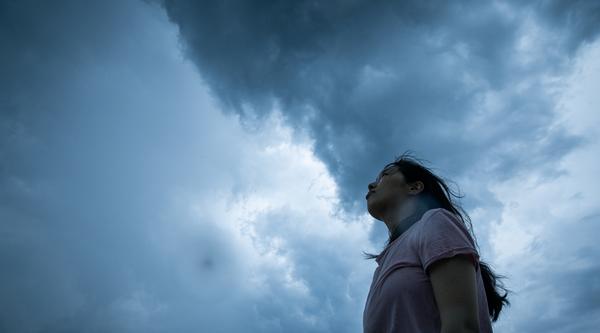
[417, 209, 480, 274]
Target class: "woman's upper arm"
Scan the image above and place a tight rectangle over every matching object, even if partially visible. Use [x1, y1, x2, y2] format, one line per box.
[428, 254, 480, 333]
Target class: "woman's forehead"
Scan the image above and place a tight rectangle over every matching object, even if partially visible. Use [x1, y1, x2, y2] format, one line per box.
[381, 163, 398, 173]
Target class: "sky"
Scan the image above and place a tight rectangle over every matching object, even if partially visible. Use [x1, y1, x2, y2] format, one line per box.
[1, 0, 599, 332]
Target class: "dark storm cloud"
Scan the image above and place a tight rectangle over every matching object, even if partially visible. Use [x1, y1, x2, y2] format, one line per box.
[1, 1, 375, 332]
[161, 0, 596, 214]
[0, 1, 252, 331]
[529, 0, 600, 51]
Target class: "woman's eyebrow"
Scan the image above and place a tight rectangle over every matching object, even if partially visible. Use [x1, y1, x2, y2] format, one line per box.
[376, 165, 396, 180]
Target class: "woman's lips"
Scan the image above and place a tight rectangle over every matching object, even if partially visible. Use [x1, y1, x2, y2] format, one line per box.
[366, 191, 375, 199]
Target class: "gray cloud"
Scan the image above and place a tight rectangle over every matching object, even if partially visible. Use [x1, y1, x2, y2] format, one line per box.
[1, 1, 375, 332]
[494, 210, 600, 333]
[2, 0, 600, 332]
[0, 0, 250, 331]
[528, 0, 600, 52]
[161, 0, 596, 217]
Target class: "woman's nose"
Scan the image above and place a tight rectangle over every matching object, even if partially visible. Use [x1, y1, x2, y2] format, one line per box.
[368, 182, 377, 191]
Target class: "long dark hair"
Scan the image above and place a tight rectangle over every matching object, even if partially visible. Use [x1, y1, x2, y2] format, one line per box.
[363, 151, 510, 322]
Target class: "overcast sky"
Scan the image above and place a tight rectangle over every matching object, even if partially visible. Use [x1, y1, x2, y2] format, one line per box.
[1, 0, 599, 332]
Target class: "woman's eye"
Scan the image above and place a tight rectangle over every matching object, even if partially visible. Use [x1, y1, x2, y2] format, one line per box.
[376, 173, 387, 183]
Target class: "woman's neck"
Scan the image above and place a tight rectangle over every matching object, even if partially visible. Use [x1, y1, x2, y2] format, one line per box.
[387, 203, 432, 242]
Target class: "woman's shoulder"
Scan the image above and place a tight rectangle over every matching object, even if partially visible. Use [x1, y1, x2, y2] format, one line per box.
[415, 208, 467, 235]
[420, 207, 450, 224]
[422, 208, 460, 223]
[417, 207, 476, 247]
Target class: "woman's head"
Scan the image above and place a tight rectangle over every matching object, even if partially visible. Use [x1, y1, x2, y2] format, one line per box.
[366, 151, 470, 236]
[366, 163, 425, 222]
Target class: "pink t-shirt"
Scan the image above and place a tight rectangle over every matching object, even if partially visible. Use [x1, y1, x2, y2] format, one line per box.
[363, 208, 493, 333]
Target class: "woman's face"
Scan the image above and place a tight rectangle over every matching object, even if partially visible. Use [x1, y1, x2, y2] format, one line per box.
[366, 165, 413, 221]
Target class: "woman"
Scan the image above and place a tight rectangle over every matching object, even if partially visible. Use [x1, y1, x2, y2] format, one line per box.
[362, 152, 510, 333]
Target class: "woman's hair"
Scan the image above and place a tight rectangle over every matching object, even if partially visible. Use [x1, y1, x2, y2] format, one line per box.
[363, 150, 511, 322]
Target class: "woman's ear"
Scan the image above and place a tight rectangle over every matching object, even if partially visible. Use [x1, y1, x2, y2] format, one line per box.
[409, 181, 424, 194]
